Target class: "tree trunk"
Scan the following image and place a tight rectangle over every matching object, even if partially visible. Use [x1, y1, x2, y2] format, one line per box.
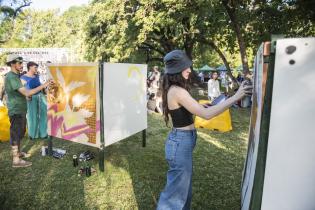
[222, 0, 250, 76]
[198, 38, 237, 84]
[184, 44, 193, 60]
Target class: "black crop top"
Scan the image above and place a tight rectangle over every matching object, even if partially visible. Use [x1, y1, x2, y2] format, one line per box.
[169, 106, 194, 127]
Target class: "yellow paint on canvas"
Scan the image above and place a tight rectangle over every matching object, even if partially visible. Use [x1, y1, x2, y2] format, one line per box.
[127, 65, 145, 102]
[47, 65, 98, 144]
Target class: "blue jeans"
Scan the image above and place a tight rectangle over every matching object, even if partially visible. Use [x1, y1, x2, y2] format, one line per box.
[157, 128, 197, 210]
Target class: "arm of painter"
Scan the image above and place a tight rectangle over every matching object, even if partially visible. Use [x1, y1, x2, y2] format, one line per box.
[176, 81, 252, 120]
[18, 80, 53, 97]
[20, 78, 31, 100]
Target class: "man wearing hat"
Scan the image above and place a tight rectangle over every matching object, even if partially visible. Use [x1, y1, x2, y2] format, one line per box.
[5, 55, 53, 168]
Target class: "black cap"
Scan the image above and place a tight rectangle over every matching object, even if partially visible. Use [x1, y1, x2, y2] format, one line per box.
[27, 61, 39, 69]
[164, 50, 192, 74]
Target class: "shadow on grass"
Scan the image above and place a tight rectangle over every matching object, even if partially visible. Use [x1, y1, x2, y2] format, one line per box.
[0, 138, 94, 210]
[96, 113, 168, 209]
[102, 108, 250, 210]
[0, 108, 250, 209]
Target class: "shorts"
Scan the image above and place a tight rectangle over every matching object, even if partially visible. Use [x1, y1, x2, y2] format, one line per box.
[9, 114, 26, 146]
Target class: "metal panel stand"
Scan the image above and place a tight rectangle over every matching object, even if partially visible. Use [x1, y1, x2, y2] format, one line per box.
[98, 62, 105, 172]
[142, 129, 146, 147]
[48, 136, 53, 156]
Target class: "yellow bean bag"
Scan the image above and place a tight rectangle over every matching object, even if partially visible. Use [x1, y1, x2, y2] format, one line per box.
[195, 100, 233, 132]
[0, 106, 10, 142]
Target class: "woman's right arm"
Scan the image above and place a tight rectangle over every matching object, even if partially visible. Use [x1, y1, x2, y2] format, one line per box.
[176, 82, 252, 120]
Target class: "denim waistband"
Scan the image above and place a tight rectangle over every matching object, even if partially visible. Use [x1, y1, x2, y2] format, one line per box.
[171, 128, 196, 133]
[169, 128, 197, 141]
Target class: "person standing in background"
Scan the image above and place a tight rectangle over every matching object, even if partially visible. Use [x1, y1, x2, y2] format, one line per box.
[198, 71, 204, 83]
[207, 71, 221, 101]
[21, 61, 48, 139]
[148, 66, 161, 94]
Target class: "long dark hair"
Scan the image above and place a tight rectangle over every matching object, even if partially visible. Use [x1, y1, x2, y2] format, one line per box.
[161, 72, 191, 126]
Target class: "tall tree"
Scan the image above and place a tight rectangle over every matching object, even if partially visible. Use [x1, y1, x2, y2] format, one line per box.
[221, 0, 250, 75]
[1, 7, 88, 61]
[85, 0, 201, 62]
[85, 0, 236, 75]
[0, 0, 31, 44]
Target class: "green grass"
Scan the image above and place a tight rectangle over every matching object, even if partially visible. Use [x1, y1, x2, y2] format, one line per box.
[0, 108, 250, 210]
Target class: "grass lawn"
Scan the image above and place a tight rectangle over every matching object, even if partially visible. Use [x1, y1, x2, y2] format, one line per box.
[0, 108, 250, 210]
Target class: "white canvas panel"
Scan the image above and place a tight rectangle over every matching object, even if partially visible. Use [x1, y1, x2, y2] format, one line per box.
[102, 63, 147, 146]
[262, 38, 315, 210]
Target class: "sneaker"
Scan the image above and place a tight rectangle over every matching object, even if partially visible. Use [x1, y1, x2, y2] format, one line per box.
[12, 159, 32, 168]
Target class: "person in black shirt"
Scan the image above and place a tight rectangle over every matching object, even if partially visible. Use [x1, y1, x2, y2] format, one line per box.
[157, 50, 252, 210]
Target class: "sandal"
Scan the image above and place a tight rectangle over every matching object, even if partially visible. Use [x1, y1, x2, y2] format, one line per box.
[19, 152, 31, 158]
[12, 159, 32, 168]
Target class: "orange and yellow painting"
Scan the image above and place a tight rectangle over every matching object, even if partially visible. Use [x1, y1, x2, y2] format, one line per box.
[47, 64, 100, 147]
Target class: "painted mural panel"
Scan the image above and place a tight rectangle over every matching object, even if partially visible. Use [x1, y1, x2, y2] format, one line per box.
[47, 63, 100, 147]
[241, 43, 265, 210]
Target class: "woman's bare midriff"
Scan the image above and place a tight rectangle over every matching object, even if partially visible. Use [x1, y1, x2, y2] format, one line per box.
[173, 123, 195, 130]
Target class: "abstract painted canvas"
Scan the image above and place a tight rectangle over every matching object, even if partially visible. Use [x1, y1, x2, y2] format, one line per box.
[47, 63, 100, 147]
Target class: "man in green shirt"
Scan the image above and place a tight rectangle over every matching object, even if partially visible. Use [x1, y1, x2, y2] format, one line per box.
[5, 55, 53, 168]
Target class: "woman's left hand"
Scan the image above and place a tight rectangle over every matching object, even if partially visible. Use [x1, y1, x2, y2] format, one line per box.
[234, 80, 253, 100]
